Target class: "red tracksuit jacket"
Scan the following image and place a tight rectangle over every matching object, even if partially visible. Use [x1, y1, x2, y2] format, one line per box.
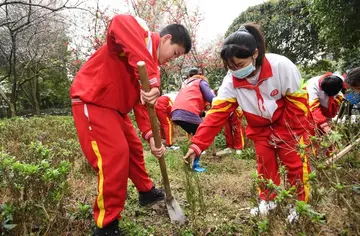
[70, 15, 161, 140]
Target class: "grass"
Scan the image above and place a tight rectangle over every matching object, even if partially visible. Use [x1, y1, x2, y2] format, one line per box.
[0, 116, 359, 235]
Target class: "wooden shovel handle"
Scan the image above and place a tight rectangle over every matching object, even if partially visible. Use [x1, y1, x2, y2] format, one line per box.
[137, 61, 162, 148]
[137, 61, 173, 200]
[326, 137, 360, 165]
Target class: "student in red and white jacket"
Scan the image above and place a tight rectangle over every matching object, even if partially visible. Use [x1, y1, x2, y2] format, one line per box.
[183, 23, 310, 222]
[70, 14, 191, 235]
[306, 72, 344, 134]
[223, 108, 245, 155]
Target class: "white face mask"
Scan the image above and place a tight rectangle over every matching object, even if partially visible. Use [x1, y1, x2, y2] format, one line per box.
[229, 58, 256, 79]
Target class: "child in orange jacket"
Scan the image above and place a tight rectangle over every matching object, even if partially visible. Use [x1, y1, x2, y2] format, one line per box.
[183, 23, 310, 222]
[70, 14, 191, 235]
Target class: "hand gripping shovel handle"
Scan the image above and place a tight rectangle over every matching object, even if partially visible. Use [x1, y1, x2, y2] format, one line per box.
[137, 61, 173, 201]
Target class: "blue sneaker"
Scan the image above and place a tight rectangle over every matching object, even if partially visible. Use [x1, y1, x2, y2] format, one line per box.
[192, 158, 206, 172]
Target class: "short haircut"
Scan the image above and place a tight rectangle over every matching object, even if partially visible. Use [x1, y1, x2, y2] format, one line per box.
[188, 67, 200, 77]
[321, 75, 344, 96]
[160, 24, 192, 53]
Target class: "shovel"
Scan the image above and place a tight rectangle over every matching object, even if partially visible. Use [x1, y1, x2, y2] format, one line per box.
[137, 61, 186, 225]
[326, 137, 360, 165]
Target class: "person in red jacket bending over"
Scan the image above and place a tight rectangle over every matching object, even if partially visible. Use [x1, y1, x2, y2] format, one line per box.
[155, 93, 180, 150]
[223, 108, 245, 155]
[70, 14, 191, 235]
[183, 23, 310, 223]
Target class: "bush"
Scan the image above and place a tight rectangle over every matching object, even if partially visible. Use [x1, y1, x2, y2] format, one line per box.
[0, 116, 86, 235]
[0, 150, 71, 234]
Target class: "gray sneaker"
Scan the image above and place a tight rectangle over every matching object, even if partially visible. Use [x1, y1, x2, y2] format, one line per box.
[166, 145, 180, 151]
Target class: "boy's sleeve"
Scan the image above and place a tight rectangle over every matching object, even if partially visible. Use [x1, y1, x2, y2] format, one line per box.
[279, 57, 310, 130]
[133, 101, 153, 141]
[190, 75, 238, 156]
[323, 93, 343, 119]
[308, 90, 328, 128]
[107, 14, 160, 87]
[332, 93, 344, 115]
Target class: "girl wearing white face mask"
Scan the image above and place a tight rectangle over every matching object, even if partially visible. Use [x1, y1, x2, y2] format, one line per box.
[183, 23, 311, 222]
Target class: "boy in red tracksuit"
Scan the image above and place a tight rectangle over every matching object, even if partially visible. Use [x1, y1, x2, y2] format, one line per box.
[306, 72, 344, 135]
[155, 94, 178, 149]
[183, 23, 310, 223]
[223, 108, 245, 154]
[70, 14, 191, 235]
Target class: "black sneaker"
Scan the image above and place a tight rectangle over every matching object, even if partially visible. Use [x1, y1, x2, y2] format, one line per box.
[92, 219, 123, 236]
[139, 186, 165, 206]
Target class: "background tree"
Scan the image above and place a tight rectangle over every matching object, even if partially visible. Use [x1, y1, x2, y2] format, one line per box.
[310, 0, 360, 70]
[226, 0, 323, 66]
[0, 0, 83, 116]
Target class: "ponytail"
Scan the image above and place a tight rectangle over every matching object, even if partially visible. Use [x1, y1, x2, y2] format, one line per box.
[221, 22, 266, 69]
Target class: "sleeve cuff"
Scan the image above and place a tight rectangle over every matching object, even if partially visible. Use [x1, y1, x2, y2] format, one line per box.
[190, 144, 202, 156]
[144, 130, 153, 141]
[319, 122, 329, 129]
[149, 77, 160, 87]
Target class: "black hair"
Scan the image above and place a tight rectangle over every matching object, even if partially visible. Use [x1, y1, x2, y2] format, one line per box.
[160, 24, 192, 53]
[188, 67, 200, 77]
[346, 67, 360, 88]
[220, 23, 265, 69]
[321, 75, 344, 96]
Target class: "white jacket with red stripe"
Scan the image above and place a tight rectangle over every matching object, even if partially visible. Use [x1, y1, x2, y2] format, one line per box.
[306, 73, 344, 129]
[190, 53, 309, 155]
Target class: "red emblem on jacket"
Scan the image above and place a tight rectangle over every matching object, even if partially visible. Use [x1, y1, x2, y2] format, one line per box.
[270, 89, 279, 97]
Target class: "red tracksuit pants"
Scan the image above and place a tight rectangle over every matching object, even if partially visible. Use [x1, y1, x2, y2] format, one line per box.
[72, 102, 153, 228]
[254, 134, 311, 202]
[155, 109, 173, 146]
[224, 115, 244, 150]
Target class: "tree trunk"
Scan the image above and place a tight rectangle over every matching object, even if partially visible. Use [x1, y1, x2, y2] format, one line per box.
[10, 33, 17, 117]
[33, 76, 40, 115]
[0, 88, 15, 117]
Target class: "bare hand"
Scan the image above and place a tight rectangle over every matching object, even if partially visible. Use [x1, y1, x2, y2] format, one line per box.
[183, 148, 196, 169]
[323, 125, 332, 134]
[149, 137, 165, 159]
[141, 87, 160, 105]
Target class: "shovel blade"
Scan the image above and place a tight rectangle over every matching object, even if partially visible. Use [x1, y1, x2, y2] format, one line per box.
[166, 198, 186, 225]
